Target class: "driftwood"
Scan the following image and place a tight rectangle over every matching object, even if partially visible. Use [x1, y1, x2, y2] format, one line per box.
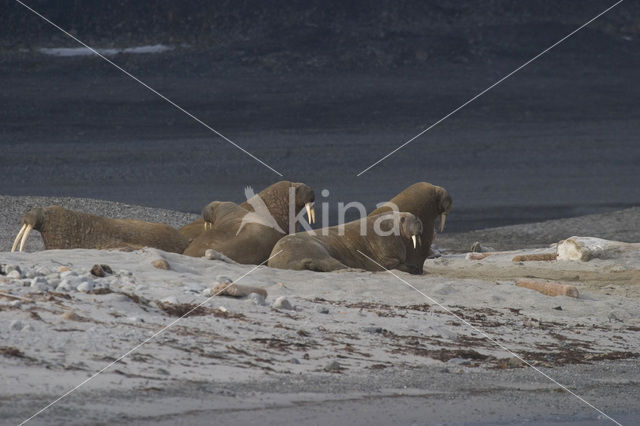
[516, 279, 579, 298]
[211, 282, 268, 298]
[512, 253, 558, 262]
[466, 252, 493, 260]
[557, 237, 640, 262]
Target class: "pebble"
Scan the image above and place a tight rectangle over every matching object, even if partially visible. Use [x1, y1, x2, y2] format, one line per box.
[202, 288, 213, 297]
[273, 296, 293, 310]
[324, 360, 343, 372]
[362, 327, 384, 334]
[216, 275, 233, 284]
[60, 270, 78, 279]
[10, 320, 24, 331]
[161, 296, 178, 305]
[151, 259, 170, 270]
[290, 358, 301, 364]
[30, 278, 50, 292]
[90, 264, 113, 277]
[57, 279, 78, 292]
[61, 311, 82, 321]
[316, 306, 330, 314]
[77, 280, 94, 293]
[7, 270, 22, 280]
[247, 292, 267, 306]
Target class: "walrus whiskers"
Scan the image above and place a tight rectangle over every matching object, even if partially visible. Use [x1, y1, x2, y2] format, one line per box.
[11, 224, 27, 252]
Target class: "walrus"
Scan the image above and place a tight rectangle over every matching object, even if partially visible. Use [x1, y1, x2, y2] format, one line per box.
[369, 182, 452, 274]
[11, 206, 189, 253]
[179, 181, 316, 242]
[267, 212, 424, 273]
[182, 182, 316, 263]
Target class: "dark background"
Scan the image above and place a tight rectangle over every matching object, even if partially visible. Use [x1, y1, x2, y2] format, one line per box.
[1, 0, 639, 231]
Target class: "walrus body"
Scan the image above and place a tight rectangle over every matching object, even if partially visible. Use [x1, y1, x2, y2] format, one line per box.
[12, 206, 189, 253]
[183, 182, 315, 264]
[268, 212, 423, 273]
[370, 182, 452, 273]
[182, 202, 285, 264]
[179, 181, 315, 242]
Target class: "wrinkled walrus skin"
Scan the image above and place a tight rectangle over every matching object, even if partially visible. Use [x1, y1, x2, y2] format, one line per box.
[370, 182, 452, 274]
[11, 206, 189, 253]
[268, 212, 423, 273]
[179, 181, 314, 242]
[182, 182, 316, 264]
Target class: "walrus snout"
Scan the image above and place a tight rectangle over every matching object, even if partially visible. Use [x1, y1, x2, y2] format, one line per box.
[400, 214, 423, 249]
[11, 207, 46, 252]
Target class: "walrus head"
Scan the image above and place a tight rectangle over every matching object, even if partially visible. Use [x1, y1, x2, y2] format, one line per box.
[201, 201, 236, 230]
[399, 213, 424, 249]
[11, 207, 46, 252]
[292, 182, 316, 225]
[435, 186, 453, 232]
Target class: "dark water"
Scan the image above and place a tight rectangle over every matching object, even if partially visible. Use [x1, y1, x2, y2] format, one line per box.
[1, 1, 639, 232]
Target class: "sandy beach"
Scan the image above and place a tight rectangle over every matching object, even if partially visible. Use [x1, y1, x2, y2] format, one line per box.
[1, 196, 639, 425]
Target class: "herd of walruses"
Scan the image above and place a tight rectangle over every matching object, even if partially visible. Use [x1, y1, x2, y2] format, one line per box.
[11, 181, 451, 275]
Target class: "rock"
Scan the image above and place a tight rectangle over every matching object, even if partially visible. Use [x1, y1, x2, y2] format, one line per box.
[290, 358, 301, 364]
[7, 270, 22, 280]
[316, 306, 330, 314]
[216, 275, 233, 284]
[247, 292, 267, 306]
[362, 327, 384, 334]
[77, 280, 94, 293]
[151, 259, 170, 270]
[212, 282, 268, 298]
[30, 277, 50, 292]
[2, 265, 22, 276]
[272, 296, 293, 310]
[21, 324, 34, 332]
[57, 279, 78, 292]
[60, 270, 78, 279]
[61, 311, 82, 321]
[90, 264, 113, 277]
[324, 360, 343, 372]
[204, 249, 238, 264]
[201, 288, 213, 297]
[30, 277, 48, 287]
[59, 266, 70, 272]
[160, 296, 178, 305]
[25, 270, 39, 279]
[9, 320, 23, 331]
[471, 242, 496, 253]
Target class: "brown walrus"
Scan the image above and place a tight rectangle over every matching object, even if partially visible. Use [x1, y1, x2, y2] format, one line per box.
[11, 206, 189, 253]
[369, 182, 452, 274]
[179, 181, 316, 242]
[182, 182, 316, 263]
[267, 211, 424, 273]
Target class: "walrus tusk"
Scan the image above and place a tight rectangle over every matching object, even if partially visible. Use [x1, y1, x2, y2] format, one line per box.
[11, 224, 26, 253]
[412, 235, 417, 249]
[19, 224, 33, 252]
[439, 214, 447, 232]
[305, 203, 315, 224]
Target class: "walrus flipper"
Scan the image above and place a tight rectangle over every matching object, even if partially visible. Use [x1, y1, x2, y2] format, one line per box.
[301, 257, 349, 272]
